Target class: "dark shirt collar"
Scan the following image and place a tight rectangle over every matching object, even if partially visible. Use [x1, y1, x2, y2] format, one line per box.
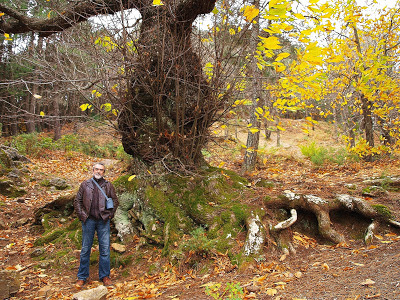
[93, 176, 105, 184]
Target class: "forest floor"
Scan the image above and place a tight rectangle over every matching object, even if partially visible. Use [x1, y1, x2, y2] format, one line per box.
[2, 119, 400, 300]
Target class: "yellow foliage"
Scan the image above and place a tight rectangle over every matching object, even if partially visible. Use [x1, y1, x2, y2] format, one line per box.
[259, 36, 282, 50]
[243, 5, 259, 22]
[152, 0, 164, 6]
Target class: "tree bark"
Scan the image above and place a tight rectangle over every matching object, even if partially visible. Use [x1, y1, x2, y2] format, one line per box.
[118, 0, 218, 167]
[352, 25, 375, 161]
[241, 0, 262, 174]
[53, 96, 61, 141]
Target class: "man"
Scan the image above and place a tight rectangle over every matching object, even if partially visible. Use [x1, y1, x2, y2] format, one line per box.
[74, 162, 119, 287]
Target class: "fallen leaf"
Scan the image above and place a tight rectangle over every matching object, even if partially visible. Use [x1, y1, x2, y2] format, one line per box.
[361, 279, 375, 286]
[128, 175, 136, 181]
[200, 282, 217, 288]
[266, 288, 277, 296]
[294, 272, 302, 278]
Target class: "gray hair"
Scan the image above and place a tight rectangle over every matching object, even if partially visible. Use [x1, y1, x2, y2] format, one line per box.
[93, 162, 106, 172]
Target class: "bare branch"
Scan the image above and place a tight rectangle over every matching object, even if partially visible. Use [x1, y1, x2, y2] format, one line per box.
[0, 1, 142, 36]
[0, 0, 216, 36]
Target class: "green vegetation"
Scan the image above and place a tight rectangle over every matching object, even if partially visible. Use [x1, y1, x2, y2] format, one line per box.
[205, 282, 244, 300]
[300, 142, 359, 165]
[6, 132, 127, 159]
[372, 204, 392, 220]
[180, 227, 216, 254]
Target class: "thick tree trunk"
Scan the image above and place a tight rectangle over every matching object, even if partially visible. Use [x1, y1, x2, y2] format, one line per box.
[119, 0, 217, 167]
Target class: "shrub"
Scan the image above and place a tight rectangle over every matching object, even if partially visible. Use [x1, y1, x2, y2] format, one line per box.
[54, 134, 81, 152]
[10, 133, 53, 157]
[205, 282, 244, 300]
[7, 131, 128, 160]
[181, 227, 216, 254]
[300, 142, 328, 165]
[300, 142, 358, 165]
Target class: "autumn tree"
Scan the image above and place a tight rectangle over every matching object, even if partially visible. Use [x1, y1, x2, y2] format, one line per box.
[0, 0, 220, 167]
[272, 0, 400, 159]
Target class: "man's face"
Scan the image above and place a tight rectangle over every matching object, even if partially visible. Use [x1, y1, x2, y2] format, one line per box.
[93, 164, 105, 179]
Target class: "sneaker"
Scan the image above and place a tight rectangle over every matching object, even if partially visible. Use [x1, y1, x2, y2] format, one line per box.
[75, 279, 85, 288]
[102, 277, 112, 286]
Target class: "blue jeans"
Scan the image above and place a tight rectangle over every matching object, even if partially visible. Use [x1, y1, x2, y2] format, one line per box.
[77, 218, 110, 281]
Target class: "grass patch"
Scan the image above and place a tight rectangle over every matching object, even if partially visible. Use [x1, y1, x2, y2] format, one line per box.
[6, 132, 126, 159]
[300, 142, 358, 165]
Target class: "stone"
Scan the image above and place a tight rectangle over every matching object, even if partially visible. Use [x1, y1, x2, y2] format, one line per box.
[111, 243, 126, 253]
[0, 270, 20, 299]
[0, 218, 8, 230]
[0, 179, 27, 198]
[30, 248, 45, 257]
[72, 285, 108, 300]
[13, 217, 29, 227]
[34, 192, 76, 225]
[38, 260, 54, 269]
[0, 146, 31, 164]
[243, 212, 266, 256]
[38, 285, 52, 297]
[246, 285, 260, 292]
[49, 178, 68, 190]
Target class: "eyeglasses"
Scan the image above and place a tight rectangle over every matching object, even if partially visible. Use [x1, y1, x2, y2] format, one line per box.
[94, 167, 105, 172]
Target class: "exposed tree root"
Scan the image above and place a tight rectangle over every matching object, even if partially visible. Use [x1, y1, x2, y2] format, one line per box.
[266, 191, 400, 249]
[243, 212, 266, 256]
[272, 209, 297, 230]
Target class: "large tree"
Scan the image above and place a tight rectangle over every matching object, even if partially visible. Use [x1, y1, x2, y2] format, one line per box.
[0, 0, 218, 167]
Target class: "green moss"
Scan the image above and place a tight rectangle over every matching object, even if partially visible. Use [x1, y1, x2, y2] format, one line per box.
[55, 250, 69, 258]
[67, 219, 80, 231]
[34, 230, 65, 246]
[180, 227, 216, 253]
[114, 167, 255, 263]
[113, 174, 138, 193]
[110, 252, 133, 269]
[372, 204, 392, 220]
[255, 179, 274, 188]
[41, 211, 61, 231]
[232, 203, 249, 226]
[145, 186, 195, 250]
[0, 179, 27, 198]
[40, 179, 51, 187]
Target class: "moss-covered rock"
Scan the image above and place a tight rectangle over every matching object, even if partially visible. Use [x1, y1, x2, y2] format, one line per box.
[0, 179, 27, 198]
[0, 145, 31, 198]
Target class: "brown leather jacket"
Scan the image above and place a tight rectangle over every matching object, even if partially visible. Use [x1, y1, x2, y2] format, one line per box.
[74, 177, 119, 222]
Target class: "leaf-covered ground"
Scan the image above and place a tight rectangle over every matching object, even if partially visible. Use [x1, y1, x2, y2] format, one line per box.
[1, 120, 400, 299]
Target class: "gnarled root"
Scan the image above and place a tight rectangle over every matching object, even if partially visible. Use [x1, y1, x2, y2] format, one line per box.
[266, 191, 400, 246]
[270, 209, 298, 254]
